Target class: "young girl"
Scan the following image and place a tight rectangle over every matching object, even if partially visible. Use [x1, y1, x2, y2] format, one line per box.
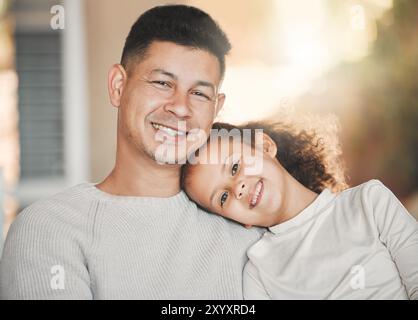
[181, 121, 418, 300]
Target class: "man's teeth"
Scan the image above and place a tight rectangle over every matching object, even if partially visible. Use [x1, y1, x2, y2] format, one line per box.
[152, 123, 186, 137]
[251, 181, 263, 206]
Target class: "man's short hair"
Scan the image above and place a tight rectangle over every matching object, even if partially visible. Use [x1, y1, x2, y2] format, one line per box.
[121, 5, 231, 77]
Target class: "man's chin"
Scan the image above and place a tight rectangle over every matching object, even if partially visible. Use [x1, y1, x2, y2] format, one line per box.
[152, 140, 203, 165]
[153, 148, 188, 166]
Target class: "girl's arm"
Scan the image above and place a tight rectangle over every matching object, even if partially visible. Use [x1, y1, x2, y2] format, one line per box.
[367, 180, 418, 300]
[243, 261, 271, 299]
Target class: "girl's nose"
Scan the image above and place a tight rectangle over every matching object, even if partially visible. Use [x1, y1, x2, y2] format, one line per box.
[234, 181, 247, 199]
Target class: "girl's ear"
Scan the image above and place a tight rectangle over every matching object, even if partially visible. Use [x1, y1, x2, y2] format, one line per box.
[261, 133, 277, 158]
[244, 224, 253, 229]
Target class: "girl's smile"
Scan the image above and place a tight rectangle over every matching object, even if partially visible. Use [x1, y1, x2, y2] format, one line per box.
[249, 179, 264, 209]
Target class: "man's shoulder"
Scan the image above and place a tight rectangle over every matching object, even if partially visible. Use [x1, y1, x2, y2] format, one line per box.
[194, 205, 265, 242]
[12, 183, 95, 231]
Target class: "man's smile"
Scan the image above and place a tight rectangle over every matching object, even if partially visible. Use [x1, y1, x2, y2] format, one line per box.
[151, 122, 188, 137]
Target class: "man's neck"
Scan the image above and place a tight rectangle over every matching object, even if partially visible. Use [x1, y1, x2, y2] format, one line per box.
[96, 138, 182, 198]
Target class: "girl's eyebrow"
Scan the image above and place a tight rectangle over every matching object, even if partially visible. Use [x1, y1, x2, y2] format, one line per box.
[209, 190, 217, 208]
[209, 153, 233, 206]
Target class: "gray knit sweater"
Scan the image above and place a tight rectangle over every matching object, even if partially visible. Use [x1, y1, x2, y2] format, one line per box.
[0, 183, 262, 299]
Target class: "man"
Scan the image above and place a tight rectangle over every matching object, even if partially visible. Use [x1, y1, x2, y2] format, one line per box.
[0, 5, 261, 299]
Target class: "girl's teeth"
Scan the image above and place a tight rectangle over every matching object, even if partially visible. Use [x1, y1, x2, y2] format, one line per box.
[251, 181, 263, 206]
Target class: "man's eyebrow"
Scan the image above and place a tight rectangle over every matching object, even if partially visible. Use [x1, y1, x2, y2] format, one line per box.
[149, 70, 216, 92]
[194, 80, 216, 92]
[209, 156, 230, 207]
[149, 69, 177, 80]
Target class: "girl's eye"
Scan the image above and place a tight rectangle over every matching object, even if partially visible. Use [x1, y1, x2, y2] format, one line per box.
[220, 191, 229, 207]
[231, 162, 240, 176]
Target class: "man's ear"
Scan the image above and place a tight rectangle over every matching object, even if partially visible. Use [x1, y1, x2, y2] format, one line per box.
[261, 133, 277, 158]
[214, 93, 225, 117]
[108, 64, 127, 108]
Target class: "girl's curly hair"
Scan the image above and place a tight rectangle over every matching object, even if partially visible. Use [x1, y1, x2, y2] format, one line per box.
[182, 118, 348, 194]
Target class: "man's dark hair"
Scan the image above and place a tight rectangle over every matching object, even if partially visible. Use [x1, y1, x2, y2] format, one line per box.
[121, 5, 231, 77]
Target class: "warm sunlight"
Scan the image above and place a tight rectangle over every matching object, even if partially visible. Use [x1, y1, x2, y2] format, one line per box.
[218, 0, 394, 124]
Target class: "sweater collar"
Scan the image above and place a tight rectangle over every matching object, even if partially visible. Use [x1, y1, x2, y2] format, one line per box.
[78, 182, 191, 207]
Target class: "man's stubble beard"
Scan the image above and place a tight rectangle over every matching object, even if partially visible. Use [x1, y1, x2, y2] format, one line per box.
[127, 130, 186, 166]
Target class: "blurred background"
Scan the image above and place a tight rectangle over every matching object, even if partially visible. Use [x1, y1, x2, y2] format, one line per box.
[0, 0, 417, 245]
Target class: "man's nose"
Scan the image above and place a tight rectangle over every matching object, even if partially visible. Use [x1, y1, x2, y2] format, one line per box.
[234, 181, 248, 200]
[164, 91, 192, 119]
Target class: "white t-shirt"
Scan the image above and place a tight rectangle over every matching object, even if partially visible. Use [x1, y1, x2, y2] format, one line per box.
[244, 180, 418, 299]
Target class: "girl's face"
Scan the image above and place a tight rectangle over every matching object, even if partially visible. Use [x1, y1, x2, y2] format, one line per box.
[185, 134, 289, 227]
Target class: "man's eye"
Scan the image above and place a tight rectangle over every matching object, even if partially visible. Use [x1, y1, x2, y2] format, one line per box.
[220, 192, 229, 207]
[191, 91, 210, 100]
[231, 162, 239, 176]
[151, 81, 171, 88]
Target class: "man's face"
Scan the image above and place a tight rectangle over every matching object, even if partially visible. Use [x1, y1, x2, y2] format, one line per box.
[111, 41, 225, 164]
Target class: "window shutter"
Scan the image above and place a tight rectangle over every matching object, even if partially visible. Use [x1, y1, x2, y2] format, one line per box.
[16, 32, 64, 179]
